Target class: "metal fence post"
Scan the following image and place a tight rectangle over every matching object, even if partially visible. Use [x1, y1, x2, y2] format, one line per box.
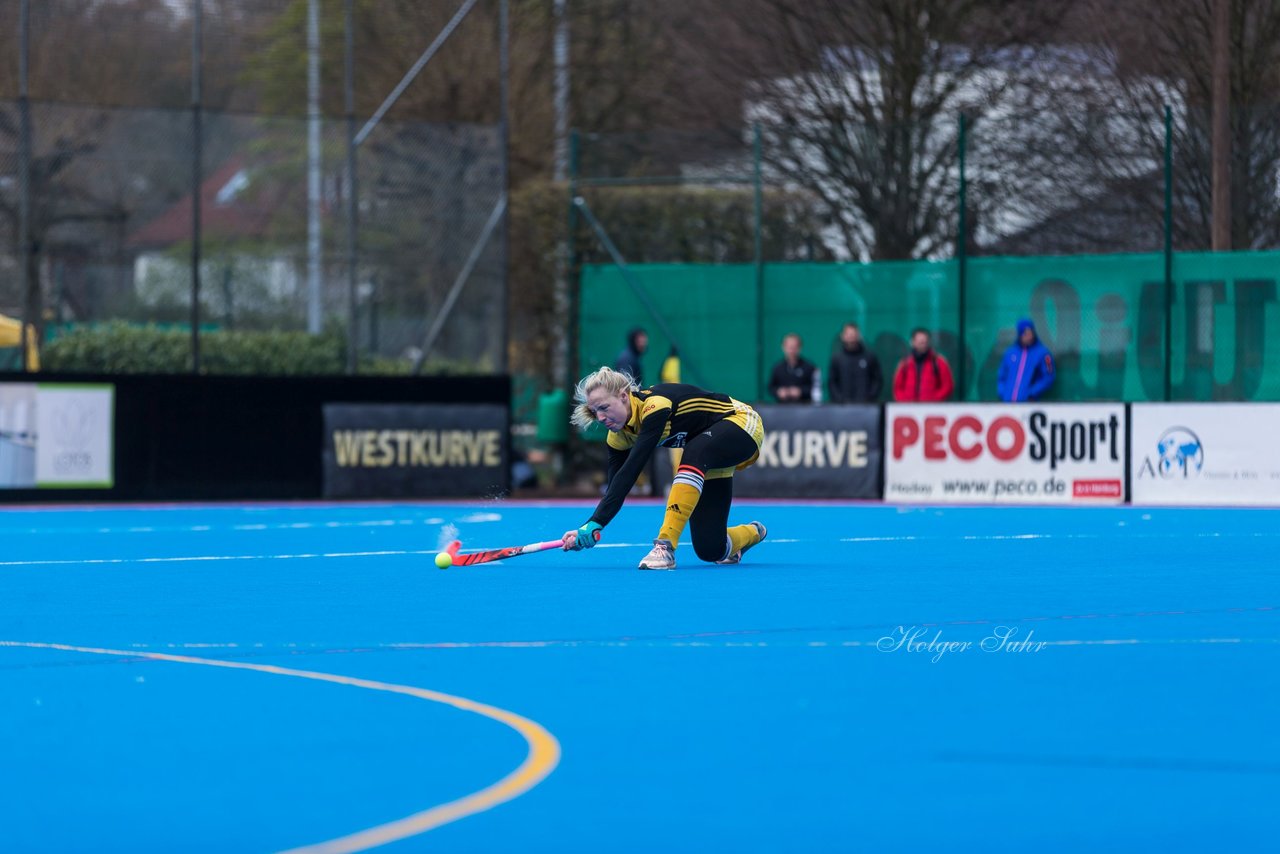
[1163, 104, 1174, 402]
[566, 129, 581, 390]
[956, 112, 968, 401]
[550, 0, 571, 395]
[345, 0, 358, 374]
[753, 123, 764, 401]
[306, 0, 323, 335]
[498, 0, 510, 374]
[190, 0, 204, 373]
[18, 0, 32, 371]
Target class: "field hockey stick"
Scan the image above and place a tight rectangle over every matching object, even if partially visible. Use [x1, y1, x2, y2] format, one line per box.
[452, 538, 565, 566]
[452, 530, 600, 567]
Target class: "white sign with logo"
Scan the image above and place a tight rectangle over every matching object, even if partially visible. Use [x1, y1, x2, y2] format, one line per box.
[34, 384, 115, 488]
[1131, 403, 1280, 506]
[885, 403, 1126, 504]
[0, 383, 37, 487]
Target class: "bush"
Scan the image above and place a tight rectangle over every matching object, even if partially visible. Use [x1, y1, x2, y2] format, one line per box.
[42, 323, 347, 375]
[40, 323, 500, 376]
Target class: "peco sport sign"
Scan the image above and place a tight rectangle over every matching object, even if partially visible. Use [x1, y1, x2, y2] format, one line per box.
[734, 404, 881, 498]
[885, 403, 1125, 504]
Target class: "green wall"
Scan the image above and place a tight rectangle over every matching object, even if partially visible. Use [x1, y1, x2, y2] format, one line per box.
[579, 250, 1280, 402]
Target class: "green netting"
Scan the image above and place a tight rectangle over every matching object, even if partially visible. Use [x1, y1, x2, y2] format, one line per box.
[579, 261, 959, 402]
[761, 261, 957, 399]
[579, 264, 759, 400]
[966, 253, 1161, 401]
[580, 250, 1280, 403]
[1170, 252, 1280, 401]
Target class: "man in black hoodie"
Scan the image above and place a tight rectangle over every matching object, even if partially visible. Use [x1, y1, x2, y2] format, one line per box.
[828, 322, 883, 403]
[614, 327, 648, 385]
[768, 333, 822, 403]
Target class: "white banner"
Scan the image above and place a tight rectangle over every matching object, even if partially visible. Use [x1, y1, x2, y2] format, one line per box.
[1131, 403, 1280, 506]
[885, 403, 1126, 504]
[0, 383, 37, 487]
[33, 385, 115, 488]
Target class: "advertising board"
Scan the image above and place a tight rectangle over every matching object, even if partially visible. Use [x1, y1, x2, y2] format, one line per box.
[885, 403, 1125, 504]
[1131, 404, 1280, 506]
[0, 383, 114, 489]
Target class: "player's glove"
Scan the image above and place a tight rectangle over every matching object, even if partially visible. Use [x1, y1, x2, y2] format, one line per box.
[566, 520, 603, 551]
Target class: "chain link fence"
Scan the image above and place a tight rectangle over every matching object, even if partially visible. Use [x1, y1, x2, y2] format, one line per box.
[0, 0, 506, 375]
[574, 106, 1280, 268]
[572, 118, 1280, 403]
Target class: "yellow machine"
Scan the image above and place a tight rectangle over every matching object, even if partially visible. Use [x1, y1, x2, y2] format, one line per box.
[0, 314, 39, 370]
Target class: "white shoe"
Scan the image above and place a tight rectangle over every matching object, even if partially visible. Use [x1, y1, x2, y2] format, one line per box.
[717, 521, 766, 565]
[638, 538, 676, 570]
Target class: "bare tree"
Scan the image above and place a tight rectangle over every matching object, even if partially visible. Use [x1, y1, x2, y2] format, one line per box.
[1090, 0, 1280, 251]
[673, 0, 1063, 261]
[994, 0, 1280, 254]
[0, 1, 192, 333]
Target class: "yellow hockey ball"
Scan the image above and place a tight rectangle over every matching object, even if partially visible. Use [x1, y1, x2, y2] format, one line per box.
[435, 552, 453, 569]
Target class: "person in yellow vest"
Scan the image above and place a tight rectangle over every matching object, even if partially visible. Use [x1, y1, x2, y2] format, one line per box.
[660, 346, 681, 384]
[0, 314, 39, 371]
[562, 366, 766, 570]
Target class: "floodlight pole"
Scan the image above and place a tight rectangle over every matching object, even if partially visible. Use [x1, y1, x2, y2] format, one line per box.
[553, 0, 569, 182]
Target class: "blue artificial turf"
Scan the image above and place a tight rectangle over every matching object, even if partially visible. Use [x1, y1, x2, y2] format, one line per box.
[2, 501, 1277, 852]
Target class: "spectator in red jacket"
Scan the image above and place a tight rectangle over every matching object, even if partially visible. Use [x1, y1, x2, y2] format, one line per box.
[893, 328, 954, 401]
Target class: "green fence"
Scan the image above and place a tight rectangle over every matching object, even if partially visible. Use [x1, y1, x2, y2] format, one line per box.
[579, 250, 1280, 403]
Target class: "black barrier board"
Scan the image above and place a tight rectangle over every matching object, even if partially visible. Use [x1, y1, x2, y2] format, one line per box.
[323, 403, 510, 498]
[734, 404, 881, 498]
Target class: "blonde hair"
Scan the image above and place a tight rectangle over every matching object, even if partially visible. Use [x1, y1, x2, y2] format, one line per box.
[570, 365, 637, 430]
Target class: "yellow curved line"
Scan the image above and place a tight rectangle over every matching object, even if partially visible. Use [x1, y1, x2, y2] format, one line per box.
[0, 640, 560, 854]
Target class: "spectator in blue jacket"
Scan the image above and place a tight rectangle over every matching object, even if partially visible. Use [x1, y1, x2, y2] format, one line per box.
[997, 319, 1055, 402]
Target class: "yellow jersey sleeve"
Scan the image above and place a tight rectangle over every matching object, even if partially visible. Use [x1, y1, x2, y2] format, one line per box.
[607, 430, 636, 451]
[641, 395, 673, 420]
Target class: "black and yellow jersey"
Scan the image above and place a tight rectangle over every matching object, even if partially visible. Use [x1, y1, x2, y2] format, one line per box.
[591, 383, 761, 526]
[606, 384, 741, 452]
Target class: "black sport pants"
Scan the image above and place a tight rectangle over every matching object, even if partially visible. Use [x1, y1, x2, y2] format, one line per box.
[676, 423, 758, 563]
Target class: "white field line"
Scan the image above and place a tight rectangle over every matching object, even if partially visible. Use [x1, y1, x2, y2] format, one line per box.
[49, 637, 1280, 652]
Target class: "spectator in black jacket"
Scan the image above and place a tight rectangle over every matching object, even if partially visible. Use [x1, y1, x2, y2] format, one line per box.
[614, 327, 648, 385]
[768, 333, 822, 403]
[828, 322, 883, 403]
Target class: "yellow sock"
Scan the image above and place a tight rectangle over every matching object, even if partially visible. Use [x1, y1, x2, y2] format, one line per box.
[658, 467, 704, 545]
[727, 523, 758, 555]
